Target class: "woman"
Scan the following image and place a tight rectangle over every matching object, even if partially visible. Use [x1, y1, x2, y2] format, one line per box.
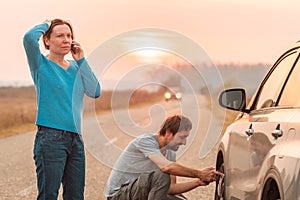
[23, 19, 101, 200]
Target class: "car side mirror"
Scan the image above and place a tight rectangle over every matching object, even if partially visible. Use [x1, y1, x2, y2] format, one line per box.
[219, 88, 248, 112]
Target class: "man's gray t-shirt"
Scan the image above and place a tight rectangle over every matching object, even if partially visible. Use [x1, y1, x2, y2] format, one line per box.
[104, 133, 176, 197]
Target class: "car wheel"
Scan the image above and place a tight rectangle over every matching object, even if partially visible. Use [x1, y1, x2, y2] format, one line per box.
[261, 174, 281, 200]
[214, 163, 225, 200]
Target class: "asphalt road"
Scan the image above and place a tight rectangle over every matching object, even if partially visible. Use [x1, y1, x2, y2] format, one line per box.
[0, 94, 225, 200]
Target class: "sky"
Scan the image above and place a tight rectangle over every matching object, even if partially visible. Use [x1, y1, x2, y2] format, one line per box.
[2, 0, 300, 85]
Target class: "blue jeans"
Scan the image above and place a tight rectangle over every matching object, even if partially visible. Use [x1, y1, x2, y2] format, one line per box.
[34, 126, 85, 200]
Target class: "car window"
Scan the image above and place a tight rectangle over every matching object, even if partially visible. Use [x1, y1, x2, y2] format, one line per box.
[278, 57, 300, 107]
[256, 51, 298, 109]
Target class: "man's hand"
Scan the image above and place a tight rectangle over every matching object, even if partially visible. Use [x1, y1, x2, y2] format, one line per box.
[195, 178, 210, 186]
[148, 154, 224, 184]
[198, 167, 224, 183]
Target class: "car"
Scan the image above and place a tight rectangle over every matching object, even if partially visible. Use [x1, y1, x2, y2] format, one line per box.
[164, 87, 182, 101]
[215, 41, 300, 200]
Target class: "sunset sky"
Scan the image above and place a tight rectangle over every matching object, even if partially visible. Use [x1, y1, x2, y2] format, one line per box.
[2, 0, 300, 85]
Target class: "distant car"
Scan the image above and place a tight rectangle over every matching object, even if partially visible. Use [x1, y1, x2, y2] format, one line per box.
[164, 88, 182, 101]
[215, 41, 300, 200]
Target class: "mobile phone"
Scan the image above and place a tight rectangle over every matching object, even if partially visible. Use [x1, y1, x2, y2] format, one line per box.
[71, 44, 76, 54]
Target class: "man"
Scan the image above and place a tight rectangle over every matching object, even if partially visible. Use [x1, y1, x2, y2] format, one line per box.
[104, 114, 222, 200]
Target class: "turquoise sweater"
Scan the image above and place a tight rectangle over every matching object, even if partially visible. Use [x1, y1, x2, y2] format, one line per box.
[23, 23, 100, 134]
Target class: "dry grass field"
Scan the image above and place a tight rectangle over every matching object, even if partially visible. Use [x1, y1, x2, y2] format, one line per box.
[0, 86, 165, 138]
[0, 87, 37, 137]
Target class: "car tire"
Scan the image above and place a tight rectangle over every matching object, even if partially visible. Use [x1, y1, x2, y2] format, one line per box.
[261, 169, 283, 200]
[214, 163, 225, 200]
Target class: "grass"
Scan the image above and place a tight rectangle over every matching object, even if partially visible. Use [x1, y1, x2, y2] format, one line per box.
[0, 86, 166, 138]
[0, 86, 37, 138]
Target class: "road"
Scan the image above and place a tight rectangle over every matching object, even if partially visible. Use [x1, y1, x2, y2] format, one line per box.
[0, 94, 225, 200]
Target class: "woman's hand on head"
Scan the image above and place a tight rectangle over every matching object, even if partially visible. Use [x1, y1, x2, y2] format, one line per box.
[43, 19, 52, 26]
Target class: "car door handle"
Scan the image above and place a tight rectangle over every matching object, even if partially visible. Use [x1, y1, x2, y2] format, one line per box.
[272, 124, 283, 140]
[245, 124, 254, 137]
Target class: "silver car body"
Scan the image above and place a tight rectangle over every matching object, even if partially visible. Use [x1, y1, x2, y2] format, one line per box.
[216, 41, 300, 199]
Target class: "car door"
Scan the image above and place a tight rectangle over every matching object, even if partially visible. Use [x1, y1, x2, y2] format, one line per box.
[269, 55, 300, 199]
[243, 48, 299, 199]
[226, 113, 253, 198]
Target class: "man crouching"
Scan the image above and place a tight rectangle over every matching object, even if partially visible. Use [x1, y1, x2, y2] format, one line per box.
[104, 114, 223, 200]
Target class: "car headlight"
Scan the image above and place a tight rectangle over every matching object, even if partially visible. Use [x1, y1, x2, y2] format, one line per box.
[175, 92, 182, 99]
[164, 92, 171, 99]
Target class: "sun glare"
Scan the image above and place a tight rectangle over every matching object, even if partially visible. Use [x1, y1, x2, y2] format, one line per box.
[133, 49, 169, 63]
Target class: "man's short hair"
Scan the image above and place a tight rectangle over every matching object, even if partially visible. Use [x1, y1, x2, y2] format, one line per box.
[159, 114, 192, 136]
